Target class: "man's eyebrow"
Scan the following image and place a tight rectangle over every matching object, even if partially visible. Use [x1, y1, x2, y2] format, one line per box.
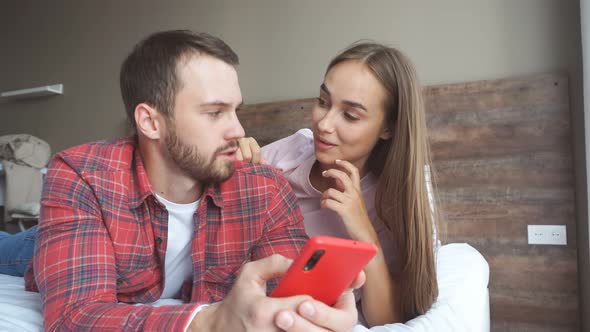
[320, 84, 367, 112]
[200, 101, 244, 108]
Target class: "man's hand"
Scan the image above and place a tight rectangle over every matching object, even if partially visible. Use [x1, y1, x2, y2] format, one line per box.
[236, 137, 264, 164]
[275, 272, 366, 331]
[189, 254, 365, 332]
[190, 254, 309, 331]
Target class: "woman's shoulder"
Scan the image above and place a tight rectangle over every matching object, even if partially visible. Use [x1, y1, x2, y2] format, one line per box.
[260, 129, 315, 172]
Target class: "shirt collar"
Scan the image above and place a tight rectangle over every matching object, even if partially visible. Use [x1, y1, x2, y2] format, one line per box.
[199, 161, 246, 208]
[129, 143, 155, 209]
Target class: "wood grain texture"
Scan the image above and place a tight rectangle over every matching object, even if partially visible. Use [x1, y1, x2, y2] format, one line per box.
[239, 73, 579, 330]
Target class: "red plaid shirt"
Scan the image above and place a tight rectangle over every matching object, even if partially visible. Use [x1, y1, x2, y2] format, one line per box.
[25, 138, 307, 331]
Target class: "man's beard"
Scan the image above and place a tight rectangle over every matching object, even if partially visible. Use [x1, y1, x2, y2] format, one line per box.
[165, 124, 236, 185]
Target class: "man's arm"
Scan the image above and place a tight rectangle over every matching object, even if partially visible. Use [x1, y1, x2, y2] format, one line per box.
[34, 156, 201, 331]
[189, 254, 365, 332]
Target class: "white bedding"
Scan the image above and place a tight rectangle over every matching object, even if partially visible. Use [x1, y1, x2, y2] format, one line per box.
[0, 243, 489, 331]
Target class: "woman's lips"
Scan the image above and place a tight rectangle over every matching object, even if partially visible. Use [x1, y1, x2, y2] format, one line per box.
[315, 137, 337, 151]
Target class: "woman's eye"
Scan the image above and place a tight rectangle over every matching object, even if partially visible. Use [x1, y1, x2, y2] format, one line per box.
[343, 112, 360, 121]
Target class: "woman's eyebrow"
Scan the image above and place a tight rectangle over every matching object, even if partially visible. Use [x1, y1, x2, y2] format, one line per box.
[321, 84, 367, 112]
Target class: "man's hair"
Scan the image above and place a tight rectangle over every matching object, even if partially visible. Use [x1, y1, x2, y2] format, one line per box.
[120, 30, 239, 131]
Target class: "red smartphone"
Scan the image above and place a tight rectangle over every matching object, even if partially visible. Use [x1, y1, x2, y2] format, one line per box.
[271, 235, 377, 306]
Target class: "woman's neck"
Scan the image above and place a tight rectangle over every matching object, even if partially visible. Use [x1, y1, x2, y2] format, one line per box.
[309, 161, 334, 193]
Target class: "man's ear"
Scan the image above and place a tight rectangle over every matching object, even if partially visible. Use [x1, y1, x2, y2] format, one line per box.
[135, 103, 163, 139]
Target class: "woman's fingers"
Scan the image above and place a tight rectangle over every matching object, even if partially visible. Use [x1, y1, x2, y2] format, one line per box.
[322, 168, 353, 192]
[321, 188, 346, 203]
[237, 137, 262, 164]
[334, 159, 361, 187]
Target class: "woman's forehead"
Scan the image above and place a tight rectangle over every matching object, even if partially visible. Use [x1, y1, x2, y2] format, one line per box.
[323, 61, 387, 112]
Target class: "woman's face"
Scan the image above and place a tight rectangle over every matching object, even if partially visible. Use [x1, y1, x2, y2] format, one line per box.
[312, 60, 391, 174]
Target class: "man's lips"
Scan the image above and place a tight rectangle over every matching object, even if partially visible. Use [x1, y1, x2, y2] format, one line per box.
[217, 148, 238, 160]
[218, 148, 238, 155]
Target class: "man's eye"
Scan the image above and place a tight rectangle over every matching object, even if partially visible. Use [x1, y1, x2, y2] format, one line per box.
[316, 97, 329, 107]
[208, 111, 222, 118]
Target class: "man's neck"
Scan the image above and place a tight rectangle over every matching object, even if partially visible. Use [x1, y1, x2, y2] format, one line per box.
[139, 139, 203, 204]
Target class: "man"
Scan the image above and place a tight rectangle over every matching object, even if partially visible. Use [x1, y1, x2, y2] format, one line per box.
[15, 30, 362, 331]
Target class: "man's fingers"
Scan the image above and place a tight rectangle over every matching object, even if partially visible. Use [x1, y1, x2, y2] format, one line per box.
[350, 270, 366, 289]
[240, 254, 293, 283]
[275, 308, 330, 332]
[286, 274, 364, 331]
[288, 297, 357, 332]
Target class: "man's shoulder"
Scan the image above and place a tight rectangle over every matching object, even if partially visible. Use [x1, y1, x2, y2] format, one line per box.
[218, 162, 297, 209]
[220, 162, 291, 196]
[55, 137, 136, 172]
[232, 161, 286, 184]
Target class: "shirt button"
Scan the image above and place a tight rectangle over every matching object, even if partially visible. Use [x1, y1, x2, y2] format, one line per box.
[156, 237, 163, 245]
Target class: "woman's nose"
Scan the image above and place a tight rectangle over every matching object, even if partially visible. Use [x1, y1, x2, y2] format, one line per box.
[317, 109, 336, 133]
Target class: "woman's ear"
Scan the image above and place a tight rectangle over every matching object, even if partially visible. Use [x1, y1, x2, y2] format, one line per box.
[135, 103, 163, 139]
[379, 126, 392, 140]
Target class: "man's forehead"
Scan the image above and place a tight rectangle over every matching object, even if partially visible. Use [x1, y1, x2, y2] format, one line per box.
[176, 55, 242, 106]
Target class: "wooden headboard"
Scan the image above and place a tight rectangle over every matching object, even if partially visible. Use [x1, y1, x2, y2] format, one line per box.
[239, 73, 578, 331]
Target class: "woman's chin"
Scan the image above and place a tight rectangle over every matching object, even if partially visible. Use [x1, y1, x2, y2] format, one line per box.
[314, 151, 338, 165]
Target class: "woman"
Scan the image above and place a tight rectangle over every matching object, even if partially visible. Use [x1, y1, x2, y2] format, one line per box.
[237, 42, 439, 326]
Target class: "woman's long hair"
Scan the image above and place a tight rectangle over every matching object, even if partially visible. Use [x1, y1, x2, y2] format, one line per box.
[326, 42, 439, 321]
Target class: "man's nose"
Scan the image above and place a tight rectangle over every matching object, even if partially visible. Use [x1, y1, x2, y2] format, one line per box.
[226, 111, 246, 140]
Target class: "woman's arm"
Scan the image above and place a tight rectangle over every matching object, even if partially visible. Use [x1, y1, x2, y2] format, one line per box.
[320, 159, 401, 326]
[360, 237, 401, 326]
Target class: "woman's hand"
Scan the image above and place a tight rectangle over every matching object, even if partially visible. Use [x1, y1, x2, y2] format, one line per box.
[236, 137, 265, 164]
[320, 159, 377, 244]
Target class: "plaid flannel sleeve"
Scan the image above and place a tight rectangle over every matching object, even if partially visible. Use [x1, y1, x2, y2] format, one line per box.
[34, 155, 202, 331]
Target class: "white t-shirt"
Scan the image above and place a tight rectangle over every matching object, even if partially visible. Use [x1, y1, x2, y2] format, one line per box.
[261, 128, 396, 274]
[154, 194, 199, 299]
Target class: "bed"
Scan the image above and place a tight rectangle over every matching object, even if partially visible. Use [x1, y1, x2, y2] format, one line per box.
[0, 243, 489, 332]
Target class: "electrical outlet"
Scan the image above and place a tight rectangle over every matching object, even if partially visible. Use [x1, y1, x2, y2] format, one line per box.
[527, 225, 567, 245]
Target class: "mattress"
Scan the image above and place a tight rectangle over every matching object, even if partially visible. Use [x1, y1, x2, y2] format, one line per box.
[0, 243, 489, 331]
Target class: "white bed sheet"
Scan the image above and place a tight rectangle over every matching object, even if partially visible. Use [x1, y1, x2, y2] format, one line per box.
[0, 243, 489, 332]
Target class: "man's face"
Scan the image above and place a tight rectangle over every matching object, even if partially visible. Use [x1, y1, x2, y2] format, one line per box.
[164, 54, 245, 184]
